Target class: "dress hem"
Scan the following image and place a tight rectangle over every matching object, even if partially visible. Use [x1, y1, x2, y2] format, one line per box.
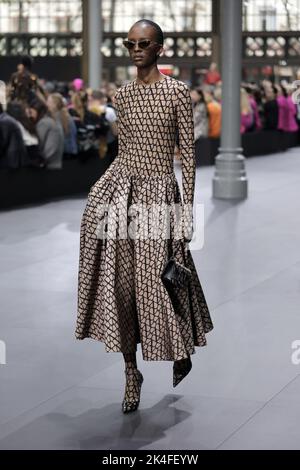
[74, 329, 213, 361]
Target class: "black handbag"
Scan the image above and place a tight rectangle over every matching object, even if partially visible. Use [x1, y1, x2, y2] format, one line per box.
[161, 241, 192, 289]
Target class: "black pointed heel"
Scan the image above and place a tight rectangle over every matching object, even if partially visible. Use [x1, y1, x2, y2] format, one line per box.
[173, 356, 192, 387]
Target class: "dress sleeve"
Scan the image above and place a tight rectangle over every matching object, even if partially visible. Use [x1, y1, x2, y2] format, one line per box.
[175, 82, 196, 208]
[113, 88, 127, 154]
[175, 82, 196, 241]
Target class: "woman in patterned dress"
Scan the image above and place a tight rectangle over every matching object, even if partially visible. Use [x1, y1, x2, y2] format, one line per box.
[75, 19, 214, 413]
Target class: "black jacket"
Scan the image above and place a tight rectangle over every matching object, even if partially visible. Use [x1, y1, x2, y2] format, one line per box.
[0, 113, 27, 168]
[264, 100, 279, 130]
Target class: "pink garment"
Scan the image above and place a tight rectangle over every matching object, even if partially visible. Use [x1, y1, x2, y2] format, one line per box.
[72, 78, 84, 91]
[249, 96, 262, 130]
[240, 112, 253, 133]
[277, 95, 290, 131]
[286, 96, 298, 132]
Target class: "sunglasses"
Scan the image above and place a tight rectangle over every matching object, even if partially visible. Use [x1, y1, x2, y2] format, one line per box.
[122, 39, 162, 50]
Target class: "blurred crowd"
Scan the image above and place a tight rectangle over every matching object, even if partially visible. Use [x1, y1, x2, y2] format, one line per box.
[190, 62, 300, 141]
[1, 56, 300, 170]
[0, 55, 118, 169]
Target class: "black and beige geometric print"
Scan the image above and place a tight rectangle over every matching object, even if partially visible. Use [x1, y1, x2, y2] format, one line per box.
[75, 75, 214, 363]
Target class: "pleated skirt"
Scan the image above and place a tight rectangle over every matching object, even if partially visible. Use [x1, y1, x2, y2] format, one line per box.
[75, 161, 213, 361]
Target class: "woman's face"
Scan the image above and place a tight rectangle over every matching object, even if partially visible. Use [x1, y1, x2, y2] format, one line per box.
[126, 23, 164, 69]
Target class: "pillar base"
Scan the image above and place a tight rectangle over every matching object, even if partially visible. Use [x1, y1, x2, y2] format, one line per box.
[212, 149, 248, 199]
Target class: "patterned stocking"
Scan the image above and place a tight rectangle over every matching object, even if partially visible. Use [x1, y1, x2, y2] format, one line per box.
[122, 352, 143, 413]
[123, 352, 137, 371]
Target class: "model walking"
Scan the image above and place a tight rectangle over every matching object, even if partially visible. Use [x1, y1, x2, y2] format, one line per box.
[75, 19, 214, 413]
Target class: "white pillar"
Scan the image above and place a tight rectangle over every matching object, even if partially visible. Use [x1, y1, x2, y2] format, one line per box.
[88, 0, 103, 89]
[212, 0, 248, 199]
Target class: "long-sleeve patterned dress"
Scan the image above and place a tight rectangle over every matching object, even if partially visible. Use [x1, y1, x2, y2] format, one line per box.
[75, 74, 213, 363]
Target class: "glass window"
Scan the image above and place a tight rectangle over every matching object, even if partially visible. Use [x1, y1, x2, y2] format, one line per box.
[0, 0, 212, 34]
[103, 0, 212, 32]
[0, 0, 82, 33]
[243, 0, 300, 31]
[1, 0, 300, 35]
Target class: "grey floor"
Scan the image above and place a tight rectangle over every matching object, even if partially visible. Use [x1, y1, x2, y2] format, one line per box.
[0, 148, 300, 450]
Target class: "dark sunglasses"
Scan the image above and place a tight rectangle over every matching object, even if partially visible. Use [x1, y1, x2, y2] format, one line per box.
[122, 39, 161, 50]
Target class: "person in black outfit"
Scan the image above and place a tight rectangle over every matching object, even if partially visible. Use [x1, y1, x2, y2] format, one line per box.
[6, 101, 45, 168]
[0, 103, 27, 168]
[264, 85, 279, 130]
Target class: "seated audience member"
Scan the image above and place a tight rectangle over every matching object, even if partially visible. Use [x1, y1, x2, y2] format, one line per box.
[47, 92, 78, 158]
[6, 101, 45, 168]
[204, 62, 221, 87]
[190, 87, 208, 141]
[276, 84, 289, 132]
[0, 102, 27, 168]
[69, 91, 109, 160]
[240, 88, 254, 133]
[263, 85, 279, 130]
[254, 86, 265, 126]
[286, 86, 298, 133]
[27, 95, 64, 169]
[244, 85, 262, 131]
[205, 91, 221, 138]
[88, 89, 118, 162]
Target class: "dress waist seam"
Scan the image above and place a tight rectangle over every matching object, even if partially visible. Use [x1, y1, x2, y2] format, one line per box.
[114, 161, 176, 180]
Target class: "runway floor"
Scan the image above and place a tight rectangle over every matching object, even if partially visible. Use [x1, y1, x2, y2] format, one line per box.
[0, 148, 300, 450]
